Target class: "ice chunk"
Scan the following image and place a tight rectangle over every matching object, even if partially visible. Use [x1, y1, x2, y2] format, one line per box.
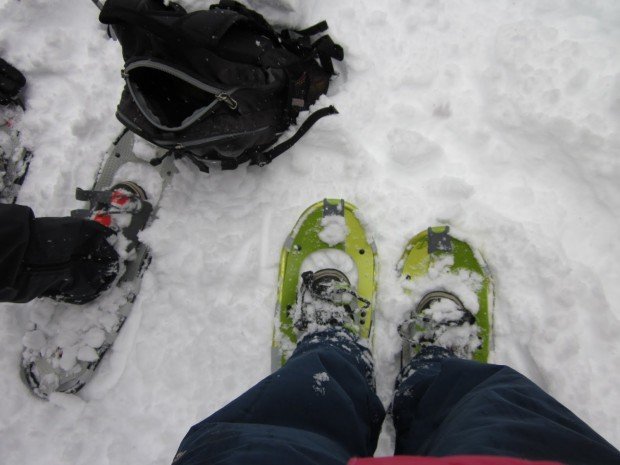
[58, 346, 78, 372]
[77, 346, 100, 363]
[83, 328, 106, 348]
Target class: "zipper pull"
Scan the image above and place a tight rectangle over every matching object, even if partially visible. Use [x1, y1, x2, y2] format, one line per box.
[216, 93, 238, 110]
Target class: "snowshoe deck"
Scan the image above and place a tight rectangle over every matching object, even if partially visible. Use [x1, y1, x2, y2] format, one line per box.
[21, 130, 177, 398]
[398, 226, 493, 363]
[272, 199, 378, 370]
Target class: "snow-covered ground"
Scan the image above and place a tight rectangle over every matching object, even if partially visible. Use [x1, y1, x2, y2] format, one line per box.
[1, 0, 619, 463]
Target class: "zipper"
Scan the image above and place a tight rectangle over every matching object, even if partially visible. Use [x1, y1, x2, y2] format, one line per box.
[154, 126, 271, 149]
[123, 60, 239, 110]
[215, 93, 238, 110]
[116, 111, 271, 150]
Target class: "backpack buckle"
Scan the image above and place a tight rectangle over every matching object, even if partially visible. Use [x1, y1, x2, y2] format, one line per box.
[253, 152, 270, 167]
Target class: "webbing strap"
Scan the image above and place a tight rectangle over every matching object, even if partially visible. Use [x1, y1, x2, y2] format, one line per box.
[295, 21, 329, 36]
[252, 105, 338, 167]
[312, 35, 344, 76]
[280, 21, 344, 77]
[150, 149, 211, 173]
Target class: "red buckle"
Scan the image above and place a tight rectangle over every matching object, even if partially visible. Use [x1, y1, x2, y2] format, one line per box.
[110, 190, 131, 207]
[92, 213, 112, 228]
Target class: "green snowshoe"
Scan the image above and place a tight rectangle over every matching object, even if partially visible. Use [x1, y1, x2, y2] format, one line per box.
[272, 199, 378, 370]
[397, 226, 493, 364]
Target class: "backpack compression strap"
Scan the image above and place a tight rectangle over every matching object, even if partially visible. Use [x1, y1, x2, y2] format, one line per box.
[280, 22, 344, 76]
[149, 105, 338, 171]
[251, 105, 338, 167]
[210, 0, 279, 42]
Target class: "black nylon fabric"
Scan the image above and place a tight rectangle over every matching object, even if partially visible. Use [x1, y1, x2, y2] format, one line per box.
[0, 204, 119, 304]
[0, 57, 26, 105]
[99, 0, 341, 169]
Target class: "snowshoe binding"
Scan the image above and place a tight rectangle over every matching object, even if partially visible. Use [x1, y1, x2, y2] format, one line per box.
[21, 130, 176, 399]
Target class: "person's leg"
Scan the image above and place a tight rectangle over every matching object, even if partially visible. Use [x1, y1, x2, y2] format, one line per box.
[173, 329, 385, 465]
[392, 347, 620, 465]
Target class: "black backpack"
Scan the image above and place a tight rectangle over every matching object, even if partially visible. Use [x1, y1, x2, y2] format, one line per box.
[99, 0, 344, 171]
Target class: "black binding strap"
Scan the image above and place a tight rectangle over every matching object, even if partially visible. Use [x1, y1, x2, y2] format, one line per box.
[252, 105, 338, 167]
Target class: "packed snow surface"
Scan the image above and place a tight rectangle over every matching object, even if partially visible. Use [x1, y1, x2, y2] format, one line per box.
[1, 0, 620, 463]
[318, 214, 349, 246]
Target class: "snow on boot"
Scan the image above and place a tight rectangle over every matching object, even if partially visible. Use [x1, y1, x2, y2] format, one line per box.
[399, 291, 480, 363]
[294, 268, 370, 335]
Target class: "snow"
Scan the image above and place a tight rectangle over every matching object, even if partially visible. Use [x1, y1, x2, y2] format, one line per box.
[401, 254, 483, 314]
[313, 371, 330, 395]
[1, 0, 619, 463]
[402, 298, 482, 360]
[300, 249, 359, 286]
[318, 214, 349, 246]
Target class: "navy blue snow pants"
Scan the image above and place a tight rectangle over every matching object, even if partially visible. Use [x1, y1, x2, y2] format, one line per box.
[172, 330, 620, 465]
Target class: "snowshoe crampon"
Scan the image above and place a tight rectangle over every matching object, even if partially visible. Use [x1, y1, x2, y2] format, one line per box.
[272, 199, 378, 370]
[398, 226, 493, 363]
